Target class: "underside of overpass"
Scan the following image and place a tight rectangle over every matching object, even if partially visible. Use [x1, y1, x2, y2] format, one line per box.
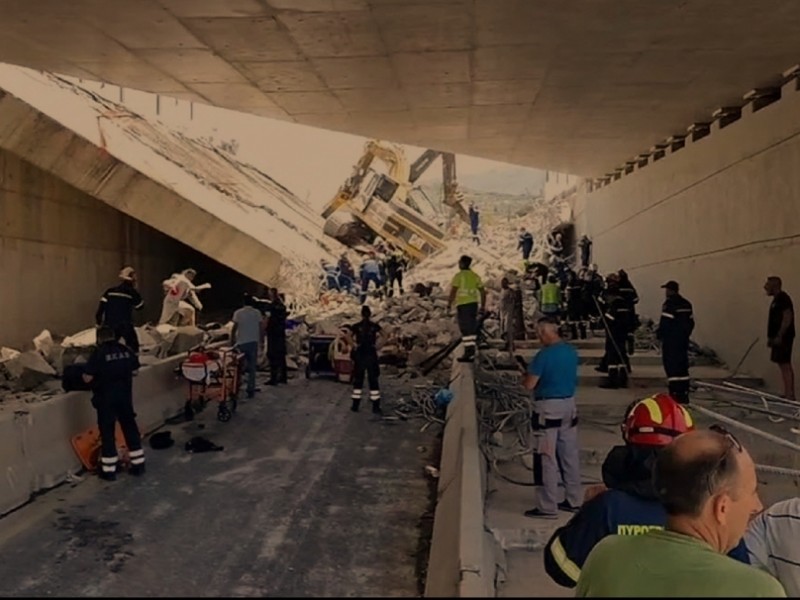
[3, 1, 800, 175]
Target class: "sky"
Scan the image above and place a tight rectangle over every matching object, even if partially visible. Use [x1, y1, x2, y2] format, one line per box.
[76, 82, 547, 207]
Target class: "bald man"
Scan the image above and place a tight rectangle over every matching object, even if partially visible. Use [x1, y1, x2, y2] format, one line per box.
[577, 428, 785, 597]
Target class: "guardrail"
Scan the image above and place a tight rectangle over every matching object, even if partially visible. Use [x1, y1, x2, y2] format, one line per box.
[425, 362, 497, 597]
[0, 354, 188, 516]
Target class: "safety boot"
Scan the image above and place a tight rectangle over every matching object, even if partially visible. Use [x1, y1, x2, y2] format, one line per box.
[371, 400, 382, 416]
[351, 398, 361, 412]
[569, 323, 578, 340]
[599, 370, 619, 389]
[457, 346, 476, 363]
[618, 368, 629, 389]
[129, 464, 146, 477]
[578, 323, 587, 340]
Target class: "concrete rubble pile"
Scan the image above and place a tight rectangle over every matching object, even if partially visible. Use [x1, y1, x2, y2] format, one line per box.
[0, 322, 232, 403]
[283, 199, 569, 378]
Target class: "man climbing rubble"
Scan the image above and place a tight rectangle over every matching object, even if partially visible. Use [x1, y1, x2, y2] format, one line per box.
[385, 245, 407, 298]
[656, 280, 694, 404]
[159, 268, 211, 326]
[546, 395, 750, 589]
[359, 252, 383, 304]
[518, 227, 534, 262]
[448, 255, 486, 363]
[95, 266, 144, 355]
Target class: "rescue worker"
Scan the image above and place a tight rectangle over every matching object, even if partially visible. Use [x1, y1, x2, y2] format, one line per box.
[468, 203, 481, 245]
[618, 269, 640, 357]
[656, 280, 694, 404]
[565, 270, 587, 340]
[578, 235, 592, 269]
[518, 227, 534, 262]
[359, 252, 383, 304]
[95, 266, 143, 355]
[265, 287, 288, 385]
[232, 294, 265, 398]
[447, 255, 486, 363]
[82, 326, 145, 481]
[544, 394, 748, 588]
[540, 276, 562, 322]
[337, 253, 355, 294]
[583, 264, 604, 333]
[346, 305, 383, 415]
[159, 268, 211, 326]
[385, 247, 407, 298]
[599, 274, 632, 389]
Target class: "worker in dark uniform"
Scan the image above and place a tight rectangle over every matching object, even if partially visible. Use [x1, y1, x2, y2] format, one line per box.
[565, 270, 587, 340]
[656, 280, 695, 404]
[617, 269, 640, 360]
[347, 305, 383, 415]
[518, 227, 534, 262]
[543, 393, 749, 588]
[448, 255, 486, 363]
[95, 266, 143, 355]
[385, 247, 407, 298]
[578, 235, 592, 269]
[583, 264, 605, 333]
[265, 287, 288, 385]
[82, 326, 145, 481]
[599, 274, 632, 389]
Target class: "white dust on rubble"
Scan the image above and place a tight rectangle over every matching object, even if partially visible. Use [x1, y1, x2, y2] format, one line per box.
[406, 200, 570, 290]
[0, 323, 233, 404]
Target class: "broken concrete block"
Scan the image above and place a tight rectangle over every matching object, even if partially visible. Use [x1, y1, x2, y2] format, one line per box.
[33, 329, 55, 359]
[166, 326, 205, 356]
[0, 351, 57, 391]
[62, 327, 97, 348]
[0, 347, 20, 361]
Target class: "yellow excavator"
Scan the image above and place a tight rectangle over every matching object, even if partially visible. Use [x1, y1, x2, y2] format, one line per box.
[321, 140, 469, 263]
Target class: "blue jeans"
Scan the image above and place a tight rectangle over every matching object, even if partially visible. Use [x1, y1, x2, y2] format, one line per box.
[238, 341, 258, 395]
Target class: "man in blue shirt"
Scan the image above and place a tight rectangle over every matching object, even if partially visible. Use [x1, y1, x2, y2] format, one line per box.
[519, 316, 581, 518]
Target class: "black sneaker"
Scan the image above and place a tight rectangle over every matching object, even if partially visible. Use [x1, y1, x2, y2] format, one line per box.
[558, 501, 580, 513]
[98, 471, 117, 482]
[129, 464, 146, 477]
[524, 508, 558, 519]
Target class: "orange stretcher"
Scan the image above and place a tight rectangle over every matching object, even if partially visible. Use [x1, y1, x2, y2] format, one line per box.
[180, 346, 244, 422]
[71, 422, 141, 472]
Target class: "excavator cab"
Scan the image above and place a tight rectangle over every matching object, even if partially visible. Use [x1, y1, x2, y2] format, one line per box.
[321, 140, 468, 263]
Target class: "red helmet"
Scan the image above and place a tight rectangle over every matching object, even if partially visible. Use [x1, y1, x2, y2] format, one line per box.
[621, 393, 695, 446]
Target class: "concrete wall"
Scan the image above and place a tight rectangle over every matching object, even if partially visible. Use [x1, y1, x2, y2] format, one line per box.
[573, 80, 800, 390]
[0, 149, 251, 349]
[426, 364, 496, 598]
[0, 354, 189, 516]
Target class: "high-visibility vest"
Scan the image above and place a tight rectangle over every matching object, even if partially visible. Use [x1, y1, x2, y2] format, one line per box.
[541, 283, 560, 305]
[452, 269, 483, 306]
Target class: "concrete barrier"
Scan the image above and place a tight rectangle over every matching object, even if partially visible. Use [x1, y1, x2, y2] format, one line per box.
[425, 363, 497, 597]
[0, 355, 187, 516]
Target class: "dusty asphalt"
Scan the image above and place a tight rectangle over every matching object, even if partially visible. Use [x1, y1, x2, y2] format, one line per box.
[0, 373, 439, 597]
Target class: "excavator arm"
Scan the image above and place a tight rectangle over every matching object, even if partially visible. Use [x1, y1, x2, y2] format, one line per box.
[442, 152, 469, 223]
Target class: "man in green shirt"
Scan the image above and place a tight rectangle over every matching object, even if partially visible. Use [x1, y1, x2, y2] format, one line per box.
[576, 427, 785, 597]
[448, 255, 486, 363]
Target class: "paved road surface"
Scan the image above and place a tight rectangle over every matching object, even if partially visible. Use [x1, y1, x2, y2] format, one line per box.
[0, 374, 437, 597]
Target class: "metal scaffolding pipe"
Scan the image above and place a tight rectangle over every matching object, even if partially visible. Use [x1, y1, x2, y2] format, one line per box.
[695, 380, 800, 409]
[756, 463, 800, 478]
[690, 403, 800, 454]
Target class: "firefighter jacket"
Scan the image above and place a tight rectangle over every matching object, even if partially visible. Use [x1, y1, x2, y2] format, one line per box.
[657, 294, 695, 341]
[543, 445, 750, 588]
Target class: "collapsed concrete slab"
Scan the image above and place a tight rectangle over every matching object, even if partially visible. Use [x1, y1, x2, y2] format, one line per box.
[0, 66, 343, 308]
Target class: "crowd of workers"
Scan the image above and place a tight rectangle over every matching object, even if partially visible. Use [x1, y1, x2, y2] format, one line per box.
[81, 232, 799, 596]
[320, 241, 409, 305]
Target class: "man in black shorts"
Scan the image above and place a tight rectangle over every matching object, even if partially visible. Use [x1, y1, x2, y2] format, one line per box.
[765, 276, 795, 400]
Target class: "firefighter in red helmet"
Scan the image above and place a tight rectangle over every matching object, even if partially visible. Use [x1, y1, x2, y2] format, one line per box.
[543, 393, 749, 588]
